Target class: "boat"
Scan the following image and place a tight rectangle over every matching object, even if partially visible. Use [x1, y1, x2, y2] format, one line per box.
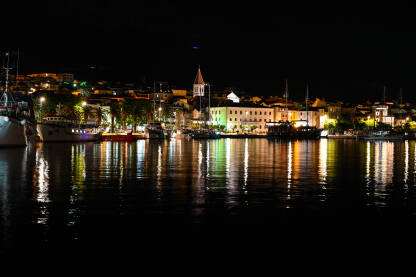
[267, 121, 321, 139]
[361, 130, 404, 141]
[190, 129, 220, 139]
[172, 129, 192, 139]
[144, 122, 169, 139]
[266, 81, 321, 140]
[0, 56, 36, 147]
[37, 116, 101, 142]
[102, 131, 136, 142]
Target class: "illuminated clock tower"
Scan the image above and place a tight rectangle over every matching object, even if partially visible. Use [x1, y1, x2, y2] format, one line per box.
[193, 66, 205, 97]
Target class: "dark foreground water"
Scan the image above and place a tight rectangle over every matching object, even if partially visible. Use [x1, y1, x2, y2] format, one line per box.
[1, 138, 416, 273]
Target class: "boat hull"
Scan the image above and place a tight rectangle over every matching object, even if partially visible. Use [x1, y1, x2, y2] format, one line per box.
[37, 124, 100, 142]
[362, 135, 404, 141]
[145, 129, 165, 139]
[0, 116, 26, 146]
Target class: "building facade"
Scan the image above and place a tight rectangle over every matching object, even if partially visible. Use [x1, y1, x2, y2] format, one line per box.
[210, 105, 274, 133]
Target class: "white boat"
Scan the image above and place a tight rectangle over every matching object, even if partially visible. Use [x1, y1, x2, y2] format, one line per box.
[0, 116, 27, 146]
[37, 116, 101, 142]
[0, 59, 36, 147]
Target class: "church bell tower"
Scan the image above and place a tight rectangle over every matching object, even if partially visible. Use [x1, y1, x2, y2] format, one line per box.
[193, 66, 205, 97]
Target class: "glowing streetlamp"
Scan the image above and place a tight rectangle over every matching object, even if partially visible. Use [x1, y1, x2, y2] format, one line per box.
[82, 101, 87, 107]
[158, 107, 162, 121]
[39, 96, 46, 121]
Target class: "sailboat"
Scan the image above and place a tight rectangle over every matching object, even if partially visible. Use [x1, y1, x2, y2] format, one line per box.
[267, 80, 320, 139]
[0, 53, 36, 146]
[144, 81, 169, 139]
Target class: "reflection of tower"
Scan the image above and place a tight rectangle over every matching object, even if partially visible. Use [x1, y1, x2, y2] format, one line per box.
[193, 66, 205, 97]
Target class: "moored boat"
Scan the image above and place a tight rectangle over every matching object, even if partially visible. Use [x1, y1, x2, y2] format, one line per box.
[361, 131, 404, 141]
[0, 60, 36, 147]
[266, 121, 321, 139]
[145, 122, 169, 139]
[102, 131, 136, 142]
[37, 116, 101, 142]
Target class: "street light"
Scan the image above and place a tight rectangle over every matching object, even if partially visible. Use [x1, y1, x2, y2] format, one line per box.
[39, 96, 46, 121]
[158, 107, 162, 121]
[82, 101, 87, 107]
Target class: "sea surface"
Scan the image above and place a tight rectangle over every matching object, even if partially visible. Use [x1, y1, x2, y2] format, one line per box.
[1, 138, 416, 273]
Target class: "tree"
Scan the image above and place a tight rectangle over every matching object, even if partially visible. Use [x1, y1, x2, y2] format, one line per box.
[110, 101, 121, 132]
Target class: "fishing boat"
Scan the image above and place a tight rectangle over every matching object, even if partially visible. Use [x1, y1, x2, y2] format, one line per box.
[37, 116, 101, 142]
[0, 55, 36, 146]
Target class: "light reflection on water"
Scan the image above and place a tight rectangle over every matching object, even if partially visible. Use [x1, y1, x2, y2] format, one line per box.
[2, 139, 416, 253]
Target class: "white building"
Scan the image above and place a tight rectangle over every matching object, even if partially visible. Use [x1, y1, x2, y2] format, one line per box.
[227, 92, 240, 103]
[372, 105, 394, 126]
[210, 105, 274, 133]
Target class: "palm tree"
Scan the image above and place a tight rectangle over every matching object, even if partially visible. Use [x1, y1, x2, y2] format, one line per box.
[83, 105, 93, 123]
[110, 101, 120, 132]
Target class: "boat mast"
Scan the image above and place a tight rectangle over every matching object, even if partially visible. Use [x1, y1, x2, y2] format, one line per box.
[153, 80, 156, 121]
[306, 82, 309, 127]
[159, 82, 162, 122]
[208, 83, 211, 130]
[15, 49, 19, 91]
[4, 52, 11, 93]
[285, 79, 288, 121]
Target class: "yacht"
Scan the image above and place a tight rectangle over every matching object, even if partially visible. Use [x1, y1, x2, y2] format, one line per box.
[37, 116, 101, 142]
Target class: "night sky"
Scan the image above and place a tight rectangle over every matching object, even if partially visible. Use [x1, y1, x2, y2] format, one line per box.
[3, 1, 416, 102]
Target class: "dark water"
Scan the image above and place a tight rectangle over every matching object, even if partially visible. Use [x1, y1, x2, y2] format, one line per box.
[1, 138, 416, 273]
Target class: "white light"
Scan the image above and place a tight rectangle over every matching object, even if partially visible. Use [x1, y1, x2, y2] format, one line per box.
[82, 101, 87, 107]
[40, 97, 46, 103]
